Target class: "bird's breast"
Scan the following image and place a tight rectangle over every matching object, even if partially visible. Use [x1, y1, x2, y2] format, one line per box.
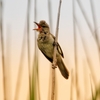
[37, 35, 54, 59]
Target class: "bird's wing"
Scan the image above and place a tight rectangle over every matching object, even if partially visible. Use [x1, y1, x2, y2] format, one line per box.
[41, 51, 53, 62]
[57, 43, 64, 58]
[51, 34, 64, 58]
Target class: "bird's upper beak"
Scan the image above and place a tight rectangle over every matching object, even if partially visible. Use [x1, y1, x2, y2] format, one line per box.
[33, 22, 42, 31]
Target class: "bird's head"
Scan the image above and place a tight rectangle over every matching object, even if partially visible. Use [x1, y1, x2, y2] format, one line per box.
[33, 20, 50, 33]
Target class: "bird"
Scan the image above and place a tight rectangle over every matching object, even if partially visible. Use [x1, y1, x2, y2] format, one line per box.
[33, 20, 69, 79]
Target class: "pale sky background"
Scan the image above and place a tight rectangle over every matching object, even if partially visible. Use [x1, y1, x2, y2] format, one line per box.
[0, 0, 100, 100]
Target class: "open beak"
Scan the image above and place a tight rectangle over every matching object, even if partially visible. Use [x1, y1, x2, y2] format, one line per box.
[33, 22, 42, 31]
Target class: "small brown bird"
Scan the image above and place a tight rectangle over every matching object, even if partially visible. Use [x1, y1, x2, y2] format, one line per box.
[33, 20, 69, 79]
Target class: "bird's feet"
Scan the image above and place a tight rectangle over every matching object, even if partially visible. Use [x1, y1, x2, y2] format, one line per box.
[52, 59, 57, 69]
[53, 41, 58, 47]
[52, 64, 57, 69]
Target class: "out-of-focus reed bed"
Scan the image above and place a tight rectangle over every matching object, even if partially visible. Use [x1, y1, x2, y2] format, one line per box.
[73, 0, 100, 100]
[0, 0, 100, 100]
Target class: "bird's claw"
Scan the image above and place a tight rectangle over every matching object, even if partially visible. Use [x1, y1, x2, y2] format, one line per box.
[52, 64, 57, 69]
[53, 41, 58, 47]
[52, 59, 57, 69]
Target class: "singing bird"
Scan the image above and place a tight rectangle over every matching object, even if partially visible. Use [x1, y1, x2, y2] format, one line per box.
[33, 20, 69, 79]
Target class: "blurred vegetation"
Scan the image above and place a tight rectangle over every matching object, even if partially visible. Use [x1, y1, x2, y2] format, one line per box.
[0, 0, 100, 100]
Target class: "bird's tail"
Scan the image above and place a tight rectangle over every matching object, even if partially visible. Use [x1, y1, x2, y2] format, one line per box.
[57, 57, 69, 79]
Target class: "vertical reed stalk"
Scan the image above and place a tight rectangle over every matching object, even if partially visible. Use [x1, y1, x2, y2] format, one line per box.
[51, 0, 62, 100]
[0, 1, 6, 100]
[90, 0, 97, 39]
[70, 69, 74, 100]
[31, 0, 40, 99]
[83, 60, 88, 100]
[90, 75, 94, 100]
[26, 0, 31, 99]
[48, 0, 53, 99]
[73, 0, 80, 99]
[6, 26, 11, 100]
[48, 0, 53, 31]
[90, 0, 100, 60]
[14, 24, 26, 100]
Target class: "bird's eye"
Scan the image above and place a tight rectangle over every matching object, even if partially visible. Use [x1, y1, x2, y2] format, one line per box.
[44, 32, 46, 34]
[42, 26, 46, 28]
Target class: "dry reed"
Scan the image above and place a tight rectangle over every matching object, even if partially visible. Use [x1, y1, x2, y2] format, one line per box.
[51, 0, 62, 100]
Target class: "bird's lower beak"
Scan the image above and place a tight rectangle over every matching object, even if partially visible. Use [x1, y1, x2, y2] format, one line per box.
[33, 22, 42, 31]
